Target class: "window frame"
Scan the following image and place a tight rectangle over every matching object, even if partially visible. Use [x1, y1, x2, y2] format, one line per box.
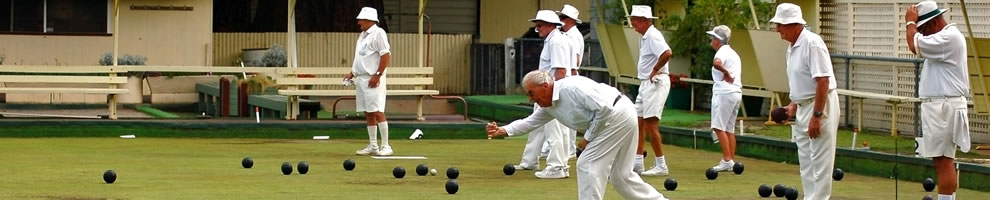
[0, 0, 111, 36]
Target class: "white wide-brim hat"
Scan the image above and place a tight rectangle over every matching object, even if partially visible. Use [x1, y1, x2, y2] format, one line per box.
[769, 3, 806, 25]
[556, 4, 582, 24]
[530, 10, 563, 25]
[356, 7, 379, 22]
[626, 5, 657, 19]
[916, 0, 947, 26]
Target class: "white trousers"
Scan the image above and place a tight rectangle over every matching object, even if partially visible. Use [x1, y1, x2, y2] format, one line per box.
[791, 91, 839, 200]
[520, 105, 569, 169]
[577, 97, 665, 200]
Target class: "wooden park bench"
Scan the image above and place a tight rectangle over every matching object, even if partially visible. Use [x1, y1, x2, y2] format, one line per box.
[0, 65, 128, 119]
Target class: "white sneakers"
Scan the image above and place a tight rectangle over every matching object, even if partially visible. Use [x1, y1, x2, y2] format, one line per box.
[356, 144, 393, 156]
[356, 144, 379, 155]
[711, 160, 735, 172]
[633, 155, 645, 174]
[378, 145, 393, 156]
[641, 164, 669, 176]
[535, 166, 569, 179]
[640, 156, 670, 176]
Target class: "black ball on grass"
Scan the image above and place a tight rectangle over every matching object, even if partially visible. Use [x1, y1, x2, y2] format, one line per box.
[416, 164, 429, 176]
[773, 184, 787, 197]
[445, 179, 459, 194]
[447, 167, 460, 179]
[785, 187, 799, 200]
[281, 162, 293, 175]
[103, 170, 117, 184]
[733, 162, 744, 175]
[297, 161, 309, 175]
[503, 164, 515, 175]
[758, 184, 772, 197]
[923, 195, 934, 200]
[393, 166, 406, 178]
[705, 168, 718, 180]
[242, 157, 254, 169]
[833, 168, 844, 181]
[663, 178, 678, 191]
[923, 178, 936, 192]
[343, 159, 356, 171]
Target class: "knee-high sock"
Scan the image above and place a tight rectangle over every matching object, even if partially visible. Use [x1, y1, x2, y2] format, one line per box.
[378, 121, 389, 146]
[368, 126, 378, 145]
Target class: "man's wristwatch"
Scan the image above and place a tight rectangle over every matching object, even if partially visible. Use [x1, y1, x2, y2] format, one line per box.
[813, 111, 824, 118]
[373, 71, 382, 76]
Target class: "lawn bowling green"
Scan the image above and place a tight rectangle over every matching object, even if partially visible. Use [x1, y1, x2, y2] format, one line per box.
[0, 137, 987, 199]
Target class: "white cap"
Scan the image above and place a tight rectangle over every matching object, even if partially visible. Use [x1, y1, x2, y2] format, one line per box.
[769, 3, 806, 25]
[530, 10, 563, 25]
[706, 25, 732, 42]
[556, 4, 582, 24]
[356, 7, 379, 22]
[627, 5, 657, 19]
[916, 0, 947, 26]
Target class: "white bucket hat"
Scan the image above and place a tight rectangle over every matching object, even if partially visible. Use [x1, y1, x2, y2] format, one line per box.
[706, 25, 732, 43]
[626, 5, 657, 19]
[530, 10, 563, 25]
[356, 7, 379, 22]
[556, 4, 582, 24]
[916, 0, 947, 26]
[769, 3, 806, 25]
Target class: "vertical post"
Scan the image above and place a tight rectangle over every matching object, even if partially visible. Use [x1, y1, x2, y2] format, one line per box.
[417, 96, 425, 121]
[220, 77, 231, 117]
[109, 0, 120, 120]
[619, 0, 631, 27]
[844, 57, 851, 127]
[285, 0, 299, 119]
[890, 102, 899, 137]
[857, 98, 863, 133]
[747, 0, 760, 29]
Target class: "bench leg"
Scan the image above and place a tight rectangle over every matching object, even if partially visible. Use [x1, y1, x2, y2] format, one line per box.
[416, 95, 425, 121]
[857, 98, 864, 132]
[109, 94, 118, 120]
[292, 96, 300, 120]
[198, 93, 206, 114]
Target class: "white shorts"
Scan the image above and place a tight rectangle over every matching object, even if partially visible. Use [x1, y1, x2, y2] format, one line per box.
[354, 75, 386, 113]
[635, 74, 670, 119]
[711, 92, 742, 132]
[919, 97, 971, 158]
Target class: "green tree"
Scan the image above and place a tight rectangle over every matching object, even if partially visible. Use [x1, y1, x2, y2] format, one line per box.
[659, 0, 773, 79]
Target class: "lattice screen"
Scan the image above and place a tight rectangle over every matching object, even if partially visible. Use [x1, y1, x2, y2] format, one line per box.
[822, 0, 990, 143]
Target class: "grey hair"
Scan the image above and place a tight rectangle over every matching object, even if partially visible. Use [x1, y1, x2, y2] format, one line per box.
[522, 70, 553, 86]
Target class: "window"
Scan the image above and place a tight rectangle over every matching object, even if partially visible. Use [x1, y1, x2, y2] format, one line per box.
[0, 0, 108, 34]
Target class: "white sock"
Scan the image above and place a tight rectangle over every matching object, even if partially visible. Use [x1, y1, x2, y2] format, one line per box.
[378, 121, 389, 146]
[938, 194, 954, 200]
[367, 126, 378, 145]
[656, 156, 665, 167]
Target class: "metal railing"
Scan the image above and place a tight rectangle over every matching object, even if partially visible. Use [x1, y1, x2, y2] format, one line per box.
[831, 53, 924, 136]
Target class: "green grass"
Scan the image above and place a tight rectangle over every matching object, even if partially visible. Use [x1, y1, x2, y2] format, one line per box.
[0, 138, 986, 199]
[659, 109, 710, 127]
[465, 95, 530, 106]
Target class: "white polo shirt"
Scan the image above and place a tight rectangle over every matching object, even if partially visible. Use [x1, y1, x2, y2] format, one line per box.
[786, 29, 837, 101]
[915, 24, 970, 98]
[503, 76, 622, 141]
[637, 25, 671, 80]
[539, 29, 574, 73]
[712, 45, 742, 94]
[565, 26, 584, 67]
[352, 25, 391, 76]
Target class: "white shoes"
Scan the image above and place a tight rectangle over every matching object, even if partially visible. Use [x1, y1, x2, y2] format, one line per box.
[514, 164, 537, 170]
[711, 160, 734, 172]
[378, 145, 394, 156]
[633, 155, 645, 174]
[356, 144, 379, 155]
[535, 166, 568, 179]
[641, 164, 669, 176]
